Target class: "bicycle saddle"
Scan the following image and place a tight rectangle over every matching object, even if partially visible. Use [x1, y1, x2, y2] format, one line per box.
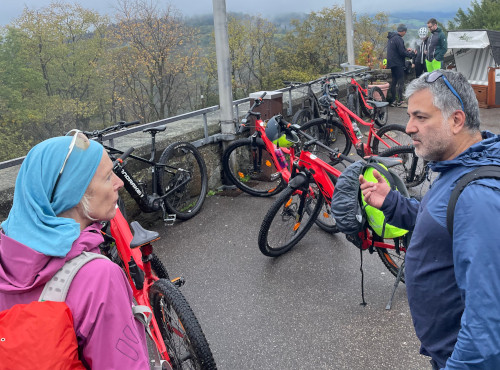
[370, 156, 405, 169]
[366, 100, 389, 108]
[143, 125, 167, 134]
[129, 221, 160, 248]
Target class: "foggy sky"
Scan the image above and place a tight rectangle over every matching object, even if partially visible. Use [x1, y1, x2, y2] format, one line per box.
[1, 0, 474, 26]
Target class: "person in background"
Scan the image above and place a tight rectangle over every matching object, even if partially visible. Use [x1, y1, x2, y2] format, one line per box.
[386, 23, 415, 108]
[359, 70, 500, 369]
[0, 133, 150, 369]
[426, 18, 447, 72]
[413, 27, 428, 78]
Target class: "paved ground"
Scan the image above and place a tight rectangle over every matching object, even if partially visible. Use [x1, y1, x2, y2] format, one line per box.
[149, 105, 500, 370]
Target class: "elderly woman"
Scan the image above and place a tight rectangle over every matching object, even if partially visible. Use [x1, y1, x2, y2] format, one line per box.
[0, 132, 150, 368]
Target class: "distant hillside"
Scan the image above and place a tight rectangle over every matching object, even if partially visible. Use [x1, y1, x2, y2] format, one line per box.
[388, 11, 457, 29]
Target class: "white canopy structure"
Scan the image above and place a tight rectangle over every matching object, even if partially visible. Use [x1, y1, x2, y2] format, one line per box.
[448, 30, 500, 85]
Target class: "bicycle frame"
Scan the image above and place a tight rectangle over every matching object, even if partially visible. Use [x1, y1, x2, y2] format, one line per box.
[245, 114, 296, 184]
[292, 149, 407, 254]
[106, 207, 171, 363]
[349, 75, 373, 112]
[106, 146, 189, 214]
[328, 98, 404, 156]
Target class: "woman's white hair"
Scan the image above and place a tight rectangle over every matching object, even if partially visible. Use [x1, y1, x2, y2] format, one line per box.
[79, 192, 98, 222]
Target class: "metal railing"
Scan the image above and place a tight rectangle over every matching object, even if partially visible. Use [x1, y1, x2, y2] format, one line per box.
[0, 66, 375, 171]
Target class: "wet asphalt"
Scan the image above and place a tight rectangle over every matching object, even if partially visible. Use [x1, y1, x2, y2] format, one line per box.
[147, 106, 499, 370]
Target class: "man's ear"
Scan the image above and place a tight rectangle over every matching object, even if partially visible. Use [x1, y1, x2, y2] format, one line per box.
[451, 110, 466, 134]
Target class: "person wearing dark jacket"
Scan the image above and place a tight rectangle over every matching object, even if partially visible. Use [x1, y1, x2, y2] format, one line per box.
[386, 24, 414, 107]
[426, 18, 447, 72]
[359, 70, 500, 369]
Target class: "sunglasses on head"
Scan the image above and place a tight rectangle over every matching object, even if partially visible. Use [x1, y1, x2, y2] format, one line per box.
[50, 130, 90, 203]
[426, 71, 465, 111]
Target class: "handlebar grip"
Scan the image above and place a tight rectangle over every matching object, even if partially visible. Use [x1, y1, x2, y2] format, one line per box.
[118, 120, 140, 127]
[113, 147, 134, 167]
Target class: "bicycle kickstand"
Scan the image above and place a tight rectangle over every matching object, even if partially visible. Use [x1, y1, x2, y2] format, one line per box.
[385, 260, 405, 310]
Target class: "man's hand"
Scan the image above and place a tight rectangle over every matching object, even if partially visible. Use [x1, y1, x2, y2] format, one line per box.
[359, 170, 391, 209]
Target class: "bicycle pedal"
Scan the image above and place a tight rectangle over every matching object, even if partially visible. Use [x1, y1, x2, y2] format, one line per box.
[163, 214, 176, 225]
[171, 277, 186, 288]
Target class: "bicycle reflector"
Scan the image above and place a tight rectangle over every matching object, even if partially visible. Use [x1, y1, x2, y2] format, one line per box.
[265, 116, 299, 148]
[361, 165, 409, 238]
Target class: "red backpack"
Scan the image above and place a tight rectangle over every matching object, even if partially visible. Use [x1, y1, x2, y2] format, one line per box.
[0, 252, 108, 370]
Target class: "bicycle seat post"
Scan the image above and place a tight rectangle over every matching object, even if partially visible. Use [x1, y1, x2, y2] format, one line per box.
[149, 131, 157, 162]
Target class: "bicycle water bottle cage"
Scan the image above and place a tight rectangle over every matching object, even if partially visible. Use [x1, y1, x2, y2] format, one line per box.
[143, 125, 167, 134]
[130, 221, 160, 249]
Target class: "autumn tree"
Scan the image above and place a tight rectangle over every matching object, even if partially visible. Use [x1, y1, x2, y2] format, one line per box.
[109, 0, 200, 121]
[203, 14, 281, 100]
[12, 2, 110, 135]
[355, 12, 390, 64]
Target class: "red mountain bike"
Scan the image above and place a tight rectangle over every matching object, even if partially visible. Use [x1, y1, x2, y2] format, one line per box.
[258, 120, 408, 284]
[100, 149, 217, 370]
[301, 77, 427, 188]
[346, 71, 388, 126]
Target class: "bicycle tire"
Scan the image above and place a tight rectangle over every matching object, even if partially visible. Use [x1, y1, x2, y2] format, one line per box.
[292, 108, 313, 126]
[258, 185, 323, 257]
[379, 145, 427, 188]
[158, 142, 208, 220]
[150, 279, 217, 370]
[222, 138, 286, 197]
[371, 124, 413, 155]
[151, 253, 170, 281]
[374, 235, 407, 283]
[313, 174, 339, 234]
[368, 86, 388, 127]
[299, 118, 351, 163]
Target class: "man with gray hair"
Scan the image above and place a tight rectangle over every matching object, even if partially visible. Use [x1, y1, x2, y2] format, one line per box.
[359, 70, 500, 369]
[386, 23, 415, 107]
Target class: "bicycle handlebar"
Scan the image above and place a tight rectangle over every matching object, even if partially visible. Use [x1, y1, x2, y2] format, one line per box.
[112, 147, 134, 169]
[83, 120, 142, 139]
[237, 92, 267, 133]
[272, 115, 353, 164]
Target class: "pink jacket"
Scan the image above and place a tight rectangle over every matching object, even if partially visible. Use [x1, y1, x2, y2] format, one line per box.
[0, 223, 150, 369]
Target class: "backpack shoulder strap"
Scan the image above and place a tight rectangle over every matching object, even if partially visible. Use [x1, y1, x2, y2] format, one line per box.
[447, 165, 500, 236]
[39, 251, 109, 302]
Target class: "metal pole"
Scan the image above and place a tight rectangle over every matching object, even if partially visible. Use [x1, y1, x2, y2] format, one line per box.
[212, 0, 234, 134]
[345, 0, 355, 70]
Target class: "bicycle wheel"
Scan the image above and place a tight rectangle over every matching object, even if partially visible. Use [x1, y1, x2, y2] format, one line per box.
[379, 145, 427, 188]
[292, 108, 313, 126]
[158, 142, 208, 220]
[150, 279, 217, 370]
[313, 174, 339, 234]
[299, 118, 351, 163]
[371, 124, 412, 155]
[374, 235, 407, 283]
[368, 86, 388, 127]
[222, 138, 286, 197]
[258, 184, 323, 257]
[151, 253, 170, 281]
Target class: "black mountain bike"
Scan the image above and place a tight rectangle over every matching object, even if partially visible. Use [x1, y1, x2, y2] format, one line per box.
[83, 120, 208, 221]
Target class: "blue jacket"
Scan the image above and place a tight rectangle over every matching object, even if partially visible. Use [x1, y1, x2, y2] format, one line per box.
[381, 131, 500, 369]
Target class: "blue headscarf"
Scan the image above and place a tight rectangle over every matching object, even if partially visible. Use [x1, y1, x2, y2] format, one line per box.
[1, 136, 104, 257]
